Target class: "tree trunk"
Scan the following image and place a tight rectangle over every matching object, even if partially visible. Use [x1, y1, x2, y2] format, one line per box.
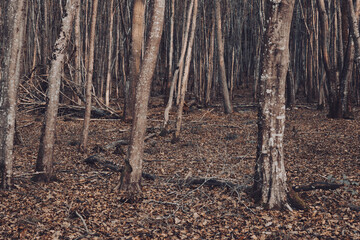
[0, 0, 27, 189]
[123, 0, 146, 120]
[105, 0, 115, 107]
[215, 0, 233, 114]
[173, 0, 198, 141]
[80, 0, 99, 152]
[206, 17, 215, 106]
[35, 0, 79, 182]
[118, 0, 165, 195]
[348, 0, 360, 64]
[253, 0, 295, 210]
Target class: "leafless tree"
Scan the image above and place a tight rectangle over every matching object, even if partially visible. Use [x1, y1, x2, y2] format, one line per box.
[35, 0, 80, 182]
[253, 0, 295, 210]
[117, 0, 165, 195]
[80, 0, 99, 152]
[0, 0, 27, 189]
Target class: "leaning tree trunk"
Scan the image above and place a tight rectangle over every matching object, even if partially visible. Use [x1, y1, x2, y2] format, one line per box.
[173, 0, 198, 142]
[253, 0, 295, 210]
[118, 0, 165, 195]
[80, 0, 99, 152]
[35, 0, 80, 182]
[0, 0, 27, 189]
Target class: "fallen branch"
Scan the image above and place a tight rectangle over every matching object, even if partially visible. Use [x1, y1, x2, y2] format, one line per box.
[104, 133, 156, 150]
[75, 211, 90, 234]
[292, 182, 344, 192]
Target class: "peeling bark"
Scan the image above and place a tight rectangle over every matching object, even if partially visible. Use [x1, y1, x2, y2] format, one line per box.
[253, 0, 295, 210]
[35, 0, 80, 182]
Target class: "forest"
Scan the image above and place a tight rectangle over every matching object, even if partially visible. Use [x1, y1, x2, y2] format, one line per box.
[0, 0, 359, 239]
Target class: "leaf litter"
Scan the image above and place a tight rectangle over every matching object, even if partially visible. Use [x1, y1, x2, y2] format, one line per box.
[1, 96, 359, 239]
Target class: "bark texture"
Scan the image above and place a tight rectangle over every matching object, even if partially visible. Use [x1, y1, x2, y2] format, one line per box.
[0, 0, 27, 189]
[119, 0, 165, 194]
[35, 0, 79, 182]
[253, 0, 295, 210]
[124, 0, 145, 120]
[215, 0, 233, 114]
[80, 0, 99, 152]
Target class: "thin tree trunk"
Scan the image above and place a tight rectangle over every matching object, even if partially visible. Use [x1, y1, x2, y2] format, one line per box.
[80, 0, 99, 152]
[206, 17, 215, 106]
[348, 0, 360, 63]
[163, 0, 195, 132]
[35, 0, 79, 182]
[74, 3, 82, 105]
[105, 0, 115, 107]
[173, 0, 198, 141]
[253, 0, 295, 210]
[215, 0, 233, 114]
[118, 0, 165, 195]
[0, 0, 27, 189]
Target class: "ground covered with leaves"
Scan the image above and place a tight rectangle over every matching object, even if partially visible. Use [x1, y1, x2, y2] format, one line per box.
[1, 96, 360, 239]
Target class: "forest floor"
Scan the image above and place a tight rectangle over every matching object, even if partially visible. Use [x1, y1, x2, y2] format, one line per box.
[1, 93, 360, 239]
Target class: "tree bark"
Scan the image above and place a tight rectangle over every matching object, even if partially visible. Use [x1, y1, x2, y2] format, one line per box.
[123, 0, 146, 120]
[80, 0, 99, 152]
[35, 0, 79, 182]
[118, 0, 165, 194]
[253, 0, 295, 210]
[348, 0, 360, 63]
[173, 0, 198, 141]
[105, 0, 115, 107]
[215, 0, 233, 114]
[0, 0, 27, 189]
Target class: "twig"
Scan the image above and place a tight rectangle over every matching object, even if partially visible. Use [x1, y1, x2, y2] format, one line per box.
[191, 109, 214, 123]
[75, 211, 90, 234]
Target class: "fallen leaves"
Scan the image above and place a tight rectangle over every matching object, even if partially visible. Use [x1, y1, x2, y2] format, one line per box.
[0, 97, 359, 238]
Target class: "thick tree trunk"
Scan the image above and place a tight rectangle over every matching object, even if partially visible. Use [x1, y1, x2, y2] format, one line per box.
[215, 0, 233, 114]
[118, 0, 165, 195]
[80, 0, 99, 152]
[253, 0, 295, 210]
[0, 0, 27, 189]
[35, 0, 79, 182]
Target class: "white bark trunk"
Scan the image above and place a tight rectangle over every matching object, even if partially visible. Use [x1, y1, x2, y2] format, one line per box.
[35, 0, 80, 181]
[253, 0, 295, 210]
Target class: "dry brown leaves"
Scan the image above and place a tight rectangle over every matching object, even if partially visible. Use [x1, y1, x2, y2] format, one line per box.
[0, 96, 359, 239]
